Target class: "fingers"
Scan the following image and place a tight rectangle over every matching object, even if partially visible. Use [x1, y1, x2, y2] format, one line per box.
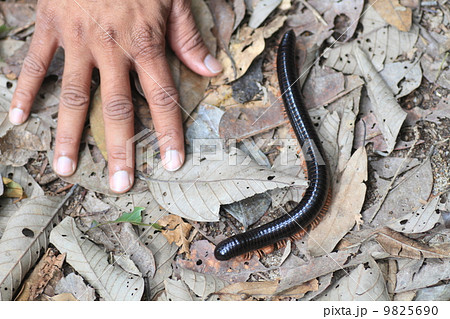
[53, 51, 93, 177]
[99, 57, 135, 194]
[9, 28, 58, 125]
[168, 0, 222, 76]
[132, 30, 185, 172]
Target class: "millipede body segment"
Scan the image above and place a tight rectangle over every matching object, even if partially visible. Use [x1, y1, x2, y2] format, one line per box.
[214, 30, 331, 261]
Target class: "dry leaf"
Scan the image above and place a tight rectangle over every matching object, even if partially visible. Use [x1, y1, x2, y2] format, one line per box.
[307, 147, 367, 256]
[49, 216, 144, 301]
[323, 4, 418, 74]
[158, 214, 193, 256]
[164, 278, 195, 301]
[179, 267, 229, 300]
[46, 293, 78, 301]
[89, 87, 107, 159]
[176, 240, 266, 283]
[248, 0, 282, 29]
[387, 195, 443, 234]
[317, 258, 390, 301]
[0, 196, 63, 301]
[15, 248, 65, 301]
[395, 258, 450, 293]
[369, 0, 412, 32]
[147, 148, 307, 222]
[55, 272, 96, 301]
[213, 25, 265, 84]
[374, 227, 450, 259]
[354, 46, 407, 155]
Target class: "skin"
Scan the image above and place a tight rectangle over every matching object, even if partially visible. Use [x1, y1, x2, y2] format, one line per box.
[8, 0, 222, 193]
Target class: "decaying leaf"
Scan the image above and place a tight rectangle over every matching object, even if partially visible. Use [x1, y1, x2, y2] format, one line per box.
[179, 267, 229, 300]
[213, 25, 265, 84]
[147, 148, 307, 222]
[50, 216, 144, 301]
[307, 147, 367, 256]
[14, 248, 65, 301]
[1, 177, 25, 200]
[354, 46, 407, 155]
[317, 258, 390, 301]
[369, 0, 412, 32]
[55, 272, 96, 301]
[374, 227, 450, 259]
[387, 195, 443, 234]
[323, 4, 418, 74]
[217, 279, 317, 301]
[0, 196, 63, 301]
[164, 278, 194, 301]
[158, 214, 193, 256]
[248, 0, 282, 29]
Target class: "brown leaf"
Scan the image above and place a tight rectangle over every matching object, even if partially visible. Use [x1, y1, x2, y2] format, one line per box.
[307, 147, 367, 256]
[15, 248, 65, 301]
[369, 0, 412, 32]
[158, 215, 193, 256]
[374, 227, 450, 259]
[176, 240, 266, 283]
[216, 279, 318, 300]
[89, 87, 107, 160]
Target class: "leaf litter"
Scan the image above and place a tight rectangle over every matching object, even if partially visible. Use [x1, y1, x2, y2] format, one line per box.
[0, 0, 449, 302]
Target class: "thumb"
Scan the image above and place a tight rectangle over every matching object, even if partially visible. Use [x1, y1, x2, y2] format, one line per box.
[167, 0, 222, 76]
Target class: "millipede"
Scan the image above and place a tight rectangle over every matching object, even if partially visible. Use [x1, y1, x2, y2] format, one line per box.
[214, 30, 332, 261]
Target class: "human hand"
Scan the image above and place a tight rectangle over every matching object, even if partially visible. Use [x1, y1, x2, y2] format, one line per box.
[8, 0, 222, 193]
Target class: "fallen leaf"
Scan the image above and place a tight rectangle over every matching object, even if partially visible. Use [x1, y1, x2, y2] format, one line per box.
[15, 248, 65, 301]
[216, 279, 317, 301]
[248, 0, 282, 29]
[213, 25, 265, 84]
[1, 177, 25, 200]
[89, 87, 107, 160]
[179, 267, 229, 300]
[49, 216, 144, 301]
[55, 272, 96, 301]
[176, 240, 266, 283]
[307, 147, 367, 256]
[369, 0, 412, 32]
[46, 293, 78, 301]
[317, 257, 390, 301]
[354, 46, 407, 155]
[158, 214, 193, 256]
[0, 196, 63, 301]
[146, 148, 307, 222]
[395, 258, 450, 293]
[323, 4, 418, 74]
[164, 278, 195, 301]
[374, 227, 450, 259]
[387, 195, 443, 234]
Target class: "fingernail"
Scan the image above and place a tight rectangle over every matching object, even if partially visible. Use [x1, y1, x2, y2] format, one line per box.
[164, 149, 183, 171]
[204, 54, 222, 74]
[111, 170, 131, 193]
[9, 108, 25, 125]
[56, 156, 75, 176]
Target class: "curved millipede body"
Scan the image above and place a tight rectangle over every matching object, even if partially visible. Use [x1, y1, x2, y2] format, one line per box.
[214, 30, 332, 261]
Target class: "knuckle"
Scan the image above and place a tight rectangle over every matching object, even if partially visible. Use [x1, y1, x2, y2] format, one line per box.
[21, 52, 47, 78]
[56, 134, 76, 146]
[149, 86, 179, 113]
[103, 94, 133, 121]
[179, 29, 204, 54]
[13, 87, 34, 105]
[131, 25, 165, 62]
[36, 6, 57, 34]
[60, 83, 89, 111]
[108, 147, 128, 161]
[98, 25, 119, 49]
[68, 20, 85, 46]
